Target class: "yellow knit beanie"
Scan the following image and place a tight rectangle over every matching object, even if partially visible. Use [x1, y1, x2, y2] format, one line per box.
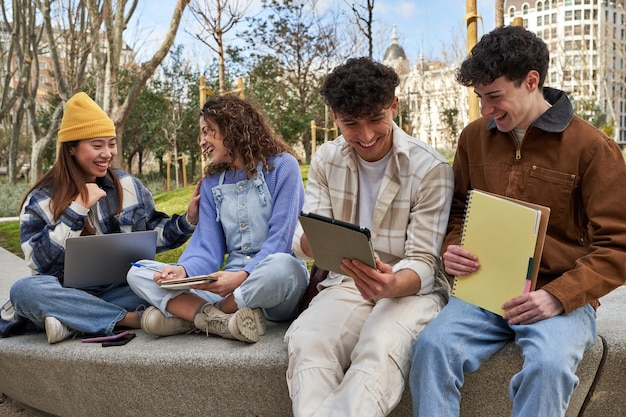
[58, 92, 116, 143]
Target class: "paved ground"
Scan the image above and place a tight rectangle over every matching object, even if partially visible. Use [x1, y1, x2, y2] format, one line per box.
[0, 221, 40, 417]
[0, 396, 36, 417]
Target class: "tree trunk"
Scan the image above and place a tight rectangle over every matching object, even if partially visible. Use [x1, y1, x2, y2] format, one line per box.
[108, 0, 190, 168]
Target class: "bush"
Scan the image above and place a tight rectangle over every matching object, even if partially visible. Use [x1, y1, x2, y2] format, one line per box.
[0, 183, 30, 218]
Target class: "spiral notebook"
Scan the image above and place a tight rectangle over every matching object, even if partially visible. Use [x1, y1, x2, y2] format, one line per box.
[452, 190, 550, 315]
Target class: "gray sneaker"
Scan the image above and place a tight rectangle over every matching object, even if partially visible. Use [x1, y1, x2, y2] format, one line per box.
[141, 306, 195, 337]
[252, 308, 266, 336]
[44, 316, 76, 344]
[193, 304, 259, 343]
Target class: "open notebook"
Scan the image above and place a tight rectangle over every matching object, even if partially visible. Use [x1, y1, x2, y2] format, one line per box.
[63, 230, 157, 288]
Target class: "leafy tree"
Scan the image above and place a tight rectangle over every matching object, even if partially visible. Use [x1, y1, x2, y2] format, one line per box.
[572, 97, 613, 136]
[440, 107, 460, 148]
[242, 0, 340, 162]
[1, 0, 41, 183]
[123, 80, 169, 175]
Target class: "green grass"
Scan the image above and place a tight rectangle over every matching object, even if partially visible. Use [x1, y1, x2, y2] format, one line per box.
[0, 221, 22, 257]
[0, 165, 312, 263]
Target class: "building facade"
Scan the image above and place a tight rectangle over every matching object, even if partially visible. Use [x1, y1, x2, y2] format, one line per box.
[506, 0, 626, 144]
[385, 0, 626, 147]
[383, 26, 469, 150]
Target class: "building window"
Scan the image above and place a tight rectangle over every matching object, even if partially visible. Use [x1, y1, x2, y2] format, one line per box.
[537, 1, 543, 11]
[509, 6, 515, 18]
[565, 10, 573, 21]
[537, 16, 543, 26]
[523, 4, 529, 15]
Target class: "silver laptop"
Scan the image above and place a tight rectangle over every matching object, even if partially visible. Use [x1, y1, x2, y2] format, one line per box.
[63, 230, 158, 288]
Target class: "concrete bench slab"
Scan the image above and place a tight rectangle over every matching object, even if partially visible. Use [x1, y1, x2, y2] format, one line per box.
[0, 247, 623, 417]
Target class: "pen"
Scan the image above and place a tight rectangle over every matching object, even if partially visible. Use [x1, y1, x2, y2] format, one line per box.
[130, 262, 163, 273]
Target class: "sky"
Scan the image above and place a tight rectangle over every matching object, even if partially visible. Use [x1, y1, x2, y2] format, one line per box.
[126, 0, 497, 67]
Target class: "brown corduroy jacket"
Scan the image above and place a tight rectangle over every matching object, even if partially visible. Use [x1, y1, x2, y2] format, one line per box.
[444, 87, 626, 313]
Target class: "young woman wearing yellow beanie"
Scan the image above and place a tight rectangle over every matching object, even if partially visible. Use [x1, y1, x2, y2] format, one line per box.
[8, 92, 200, 344]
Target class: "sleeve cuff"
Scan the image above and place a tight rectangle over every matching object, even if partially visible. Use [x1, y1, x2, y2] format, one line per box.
[392, 259, 435, 295]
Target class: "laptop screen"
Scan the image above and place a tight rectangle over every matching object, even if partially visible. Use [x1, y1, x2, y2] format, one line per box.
[63, 230, 157, 288]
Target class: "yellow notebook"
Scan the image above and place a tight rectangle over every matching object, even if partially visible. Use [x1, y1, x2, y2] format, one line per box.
[452, 189, 550, 316]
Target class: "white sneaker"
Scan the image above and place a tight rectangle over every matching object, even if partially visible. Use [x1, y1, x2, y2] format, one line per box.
[193, 304, 259, 343]
[44, 317, 76, 344]
[141, 306, 195, 337]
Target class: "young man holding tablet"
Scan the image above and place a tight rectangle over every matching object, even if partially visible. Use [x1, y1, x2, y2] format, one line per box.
[284, 57, 454, 417]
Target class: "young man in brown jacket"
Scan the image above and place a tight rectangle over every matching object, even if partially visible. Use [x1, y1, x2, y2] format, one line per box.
[409, 25, 626, 417]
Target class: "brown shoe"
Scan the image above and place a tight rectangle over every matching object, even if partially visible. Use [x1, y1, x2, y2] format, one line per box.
[193, 303, 259, 343]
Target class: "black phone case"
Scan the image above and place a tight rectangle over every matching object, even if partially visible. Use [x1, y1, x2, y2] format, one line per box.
[102, 333, 136, 347]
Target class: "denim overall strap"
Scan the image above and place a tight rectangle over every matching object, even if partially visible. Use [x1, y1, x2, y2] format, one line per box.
[211, 163, 273, 270]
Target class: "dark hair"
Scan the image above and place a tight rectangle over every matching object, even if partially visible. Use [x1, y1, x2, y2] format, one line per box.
[320, 57, 399, 118]
[21, 141, 122, 227]
[200, 94, 295, 178]
[457, 25, 549, 88]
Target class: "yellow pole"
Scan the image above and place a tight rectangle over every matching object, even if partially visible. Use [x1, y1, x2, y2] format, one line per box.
[311, 120, 317, 157]
[237, 77, 244, 98]
[199, 76, 211, 173]
[181, 155, 188, 187]
[199, 76, 207, 109]
[166, 152, 171, 192]
[466, 0, 480, 121]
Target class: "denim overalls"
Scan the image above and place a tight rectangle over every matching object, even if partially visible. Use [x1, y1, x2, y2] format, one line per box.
[129, 163, 308, 322]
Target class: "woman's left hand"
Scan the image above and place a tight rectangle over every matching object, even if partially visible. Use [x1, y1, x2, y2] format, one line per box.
[186, 180, 202, 225]
[191, 270, 248, 297]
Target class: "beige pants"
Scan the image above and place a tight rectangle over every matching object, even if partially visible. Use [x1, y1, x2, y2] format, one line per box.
[284, 278, 444, 417]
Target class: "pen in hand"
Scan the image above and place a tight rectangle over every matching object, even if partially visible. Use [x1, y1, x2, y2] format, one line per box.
[130, 262, 174, 277]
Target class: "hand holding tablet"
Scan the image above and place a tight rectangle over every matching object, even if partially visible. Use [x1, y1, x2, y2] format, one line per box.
[299, 211, 377, 275]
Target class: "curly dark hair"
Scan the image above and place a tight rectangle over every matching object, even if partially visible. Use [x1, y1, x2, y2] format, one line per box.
[320, 57, 399, 118]
[200, 94, 295, 179]
[457, 25, 549, 88]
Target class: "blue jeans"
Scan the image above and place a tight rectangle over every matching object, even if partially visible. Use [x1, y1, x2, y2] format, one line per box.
[10, 275, 146, 335]
[127, 252, 309, 322]
[409, 297, 597, 417]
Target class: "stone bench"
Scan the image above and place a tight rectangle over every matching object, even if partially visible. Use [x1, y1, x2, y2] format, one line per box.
[0, 247, 623, 417]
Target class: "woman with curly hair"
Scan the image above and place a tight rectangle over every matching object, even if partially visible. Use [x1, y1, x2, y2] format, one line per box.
[127, 94, 309, 343]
